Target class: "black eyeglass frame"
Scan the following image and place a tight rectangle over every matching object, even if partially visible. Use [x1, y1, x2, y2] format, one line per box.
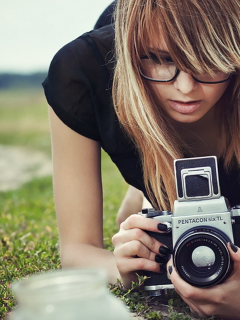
[139, 57, 233, 84]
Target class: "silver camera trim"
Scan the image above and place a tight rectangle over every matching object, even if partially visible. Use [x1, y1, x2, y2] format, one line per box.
[181, 166, 212, 200]
[174, 156, 221, 201]
[144, 284, 174, 296]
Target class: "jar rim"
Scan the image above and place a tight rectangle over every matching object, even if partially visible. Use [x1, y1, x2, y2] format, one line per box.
[11, 268, 108, 302]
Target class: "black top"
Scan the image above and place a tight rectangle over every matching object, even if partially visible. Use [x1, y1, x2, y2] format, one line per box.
[94, 1, 116, 30]
[42, 24, 240, 208]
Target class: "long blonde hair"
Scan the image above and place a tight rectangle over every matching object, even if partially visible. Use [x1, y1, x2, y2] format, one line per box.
[113, 0, 240, 210]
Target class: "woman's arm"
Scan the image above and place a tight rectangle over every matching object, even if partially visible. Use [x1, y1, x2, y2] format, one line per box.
[48, 107, 120, 284]
[49, 107, 170, 287]
[116, 186, 153, 228]
[116, 186, 144, 227]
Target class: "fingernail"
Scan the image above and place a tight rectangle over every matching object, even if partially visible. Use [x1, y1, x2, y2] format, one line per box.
[157, 223, 168, 231]
[230, 242, 238, 253]
[159, 246, 172, 256]
[155, 255, 167, 264]
[168, 265, 173, 275]
[166, 254, 172, 262]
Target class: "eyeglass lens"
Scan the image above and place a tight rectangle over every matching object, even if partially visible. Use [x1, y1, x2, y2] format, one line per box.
[140, 58, 230, 83]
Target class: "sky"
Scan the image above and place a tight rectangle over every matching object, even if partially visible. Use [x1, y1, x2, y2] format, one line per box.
[1, 0, 113, 74]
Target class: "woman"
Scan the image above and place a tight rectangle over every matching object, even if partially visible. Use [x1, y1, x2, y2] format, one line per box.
[43, 0, 240, 318]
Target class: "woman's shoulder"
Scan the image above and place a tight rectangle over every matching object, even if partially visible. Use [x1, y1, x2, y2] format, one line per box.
[52, 24, 115, 73]
[42, 24, 115, 142]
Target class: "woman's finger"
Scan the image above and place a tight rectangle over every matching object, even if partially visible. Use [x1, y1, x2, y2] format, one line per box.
[114, 239, 169, 265]
[120, 214, 169, 233]
[166, 258, 202, 301]
[227, 242, 240, 261]
[167, 257, 226, 313]
[180, 295, 207, 318]
[166, 260, 207, 316]
[116, 256, 162, 274]
[112, 227, 167, 255]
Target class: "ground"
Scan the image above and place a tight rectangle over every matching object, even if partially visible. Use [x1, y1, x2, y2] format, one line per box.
[0, 144, 52, 192]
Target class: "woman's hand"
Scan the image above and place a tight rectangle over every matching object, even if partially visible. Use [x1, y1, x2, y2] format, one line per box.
[167, 243, 240, 319]
[112, 214, 171, 288]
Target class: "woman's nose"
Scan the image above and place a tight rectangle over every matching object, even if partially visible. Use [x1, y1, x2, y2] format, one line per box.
[173, 70, 198, 94]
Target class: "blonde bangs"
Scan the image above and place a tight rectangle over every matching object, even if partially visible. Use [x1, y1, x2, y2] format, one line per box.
[132, 0, 240, 76]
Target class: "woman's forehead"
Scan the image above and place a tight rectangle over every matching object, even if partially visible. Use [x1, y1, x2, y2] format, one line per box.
[147, 42, 169, 53]
[140, 27, 170, 53]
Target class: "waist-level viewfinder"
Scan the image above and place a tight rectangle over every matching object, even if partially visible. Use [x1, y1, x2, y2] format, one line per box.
[174, 157, 221, 201]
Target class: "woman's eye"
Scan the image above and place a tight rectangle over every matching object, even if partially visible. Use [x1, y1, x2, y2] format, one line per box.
[163, 57, 174, 63]
[150, 54, 173, 64]
[151, 57, 162, 65]
[161, 57, 174, 64]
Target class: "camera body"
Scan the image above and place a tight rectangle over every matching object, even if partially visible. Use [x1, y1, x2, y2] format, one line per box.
[139, 156, 240, 296]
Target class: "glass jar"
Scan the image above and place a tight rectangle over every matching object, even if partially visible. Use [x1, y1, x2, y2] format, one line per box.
[9, 268, 131, 320]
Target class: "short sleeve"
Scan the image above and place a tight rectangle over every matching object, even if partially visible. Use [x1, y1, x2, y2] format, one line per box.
[42, 25, 148, 197]
[43, 28, 114, 141]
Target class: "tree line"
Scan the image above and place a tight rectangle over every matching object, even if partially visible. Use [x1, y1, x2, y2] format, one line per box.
[0, 72, 47, 90]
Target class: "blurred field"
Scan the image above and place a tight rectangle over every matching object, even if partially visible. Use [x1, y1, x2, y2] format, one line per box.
[0, 89, 51, 153]
[0, 88, 203, 320]
[0, 88, 128, 319]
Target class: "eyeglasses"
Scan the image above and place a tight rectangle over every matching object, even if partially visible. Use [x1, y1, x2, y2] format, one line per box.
[139, 55, 232, 84]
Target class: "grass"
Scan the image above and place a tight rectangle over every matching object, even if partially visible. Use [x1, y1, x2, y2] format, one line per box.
[0, 88, 213, 320]
[0, 88, 50, 153]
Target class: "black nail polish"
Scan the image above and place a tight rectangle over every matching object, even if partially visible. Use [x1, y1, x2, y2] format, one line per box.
[155, 255, 167, 264]
[230, 242, 238, 253]
[168, 265, 173, 275]
[166, 254, 172, 262]
[159, 246, 172, 256]
[157, 223, 168, 231]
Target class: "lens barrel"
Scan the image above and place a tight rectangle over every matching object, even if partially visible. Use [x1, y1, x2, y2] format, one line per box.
[174, 227, 231, 287]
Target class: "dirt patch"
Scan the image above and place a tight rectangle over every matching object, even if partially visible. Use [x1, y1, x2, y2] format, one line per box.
[0, 145, 52, 191]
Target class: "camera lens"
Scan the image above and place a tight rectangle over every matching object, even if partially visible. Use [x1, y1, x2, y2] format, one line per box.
[174, 227, 231, 287]
[192, 246, 215, 269]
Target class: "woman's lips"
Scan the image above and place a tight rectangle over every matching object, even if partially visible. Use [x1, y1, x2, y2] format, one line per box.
[168, 100, 202, 114]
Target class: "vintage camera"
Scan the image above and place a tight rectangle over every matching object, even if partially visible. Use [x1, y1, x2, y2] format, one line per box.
[139, 156, 240, 296]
